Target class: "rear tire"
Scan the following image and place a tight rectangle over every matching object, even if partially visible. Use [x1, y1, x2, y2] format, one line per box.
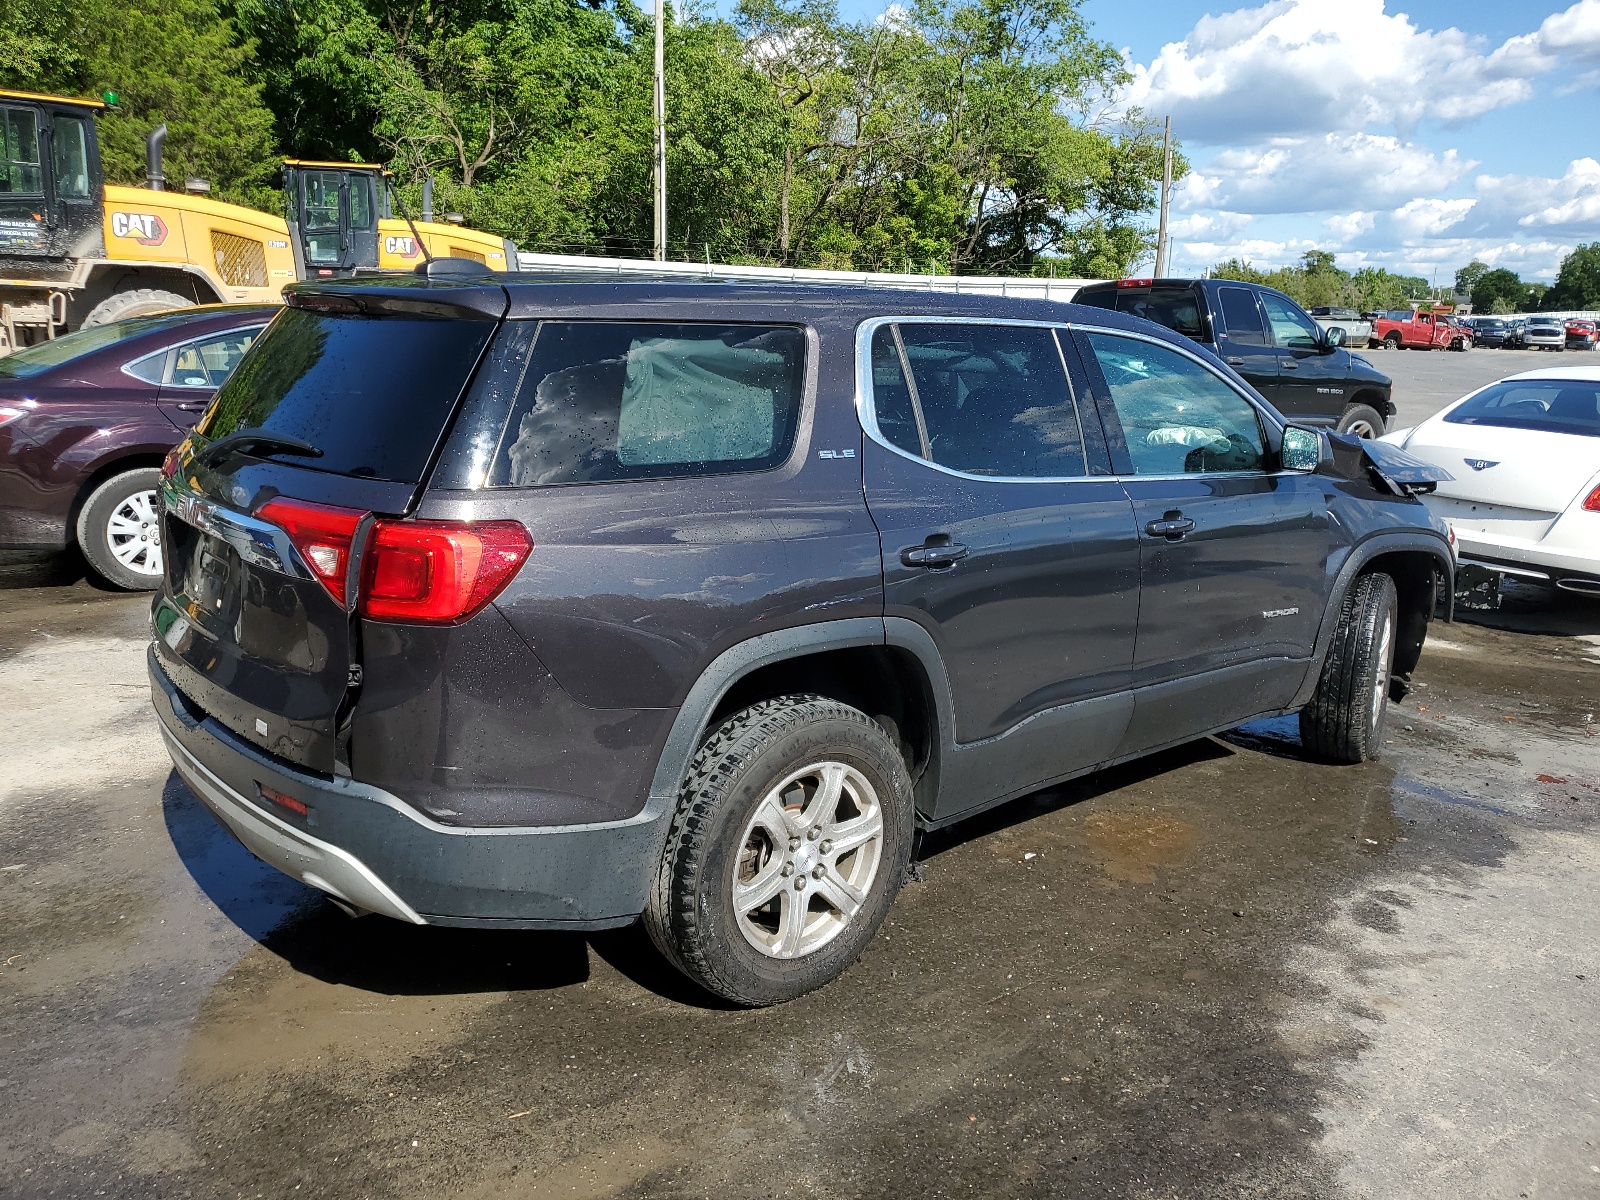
[1299, 572, 1398, 764]
[77, 468, 164, 590]
[1383, 333, 1402, 349]
[1337, 403, 1386, 439]
[81, 289, 194, 328]
[645, 695, 915, 1006]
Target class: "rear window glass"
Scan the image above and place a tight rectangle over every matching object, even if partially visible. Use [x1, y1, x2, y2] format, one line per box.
[1105, 287, 1208, 340]
[197, 308, 494, 482]
[476, 321, 805, 487]
[1444, 380, 1600, 438]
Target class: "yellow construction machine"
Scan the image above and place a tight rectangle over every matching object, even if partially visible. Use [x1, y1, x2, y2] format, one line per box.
[0, 90, 515, 351]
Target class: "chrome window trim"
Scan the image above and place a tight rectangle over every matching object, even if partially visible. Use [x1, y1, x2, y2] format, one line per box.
[853, 315, 1096, 485]
[125, 323, 270, 391]
[854, 315, 1285, 486]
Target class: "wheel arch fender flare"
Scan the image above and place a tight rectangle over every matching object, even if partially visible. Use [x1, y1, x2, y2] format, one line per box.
[1292, 531, 1454, 709]
[641, 617, 958, 850]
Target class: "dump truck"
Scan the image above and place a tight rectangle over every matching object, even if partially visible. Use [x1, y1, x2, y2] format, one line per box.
[0, 90, 514, 351]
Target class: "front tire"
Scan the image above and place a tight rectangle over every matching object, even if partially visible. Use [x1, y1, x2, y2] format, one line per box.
[645, 695, 915, 1006]
[81, 288, 194, 328]
[1337, 403, 1386, 439]
[1299, 572, 1398, 764]
[76, 468, 164, 590]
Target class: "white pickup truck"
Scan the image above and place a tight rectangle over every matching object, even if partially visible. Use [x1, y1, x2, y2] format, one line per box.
[1309, 307, 1375, 349]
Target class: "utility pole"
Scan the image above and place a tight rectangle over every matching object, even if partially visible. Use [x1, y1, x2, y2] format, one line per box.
[653, 0, 667, 262]
[1154, 116, 1172, 277]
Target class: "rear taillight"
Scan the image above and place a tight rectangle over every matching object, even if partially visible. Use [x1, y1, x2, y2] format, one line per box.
[0, 400, 36, 427]
[359, 519, 532, 624]
[256, 497, 364, 605]
[1584, 485, 1600, 513]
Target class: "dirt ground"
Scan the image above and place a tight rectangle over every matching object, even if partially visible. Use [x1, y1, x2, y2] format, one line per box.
[2, 342, 1598, 1198]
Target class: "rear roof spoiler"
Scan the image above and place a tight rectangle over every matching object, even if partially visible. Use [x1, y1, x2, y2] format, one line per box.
[284, 276, 507, 321]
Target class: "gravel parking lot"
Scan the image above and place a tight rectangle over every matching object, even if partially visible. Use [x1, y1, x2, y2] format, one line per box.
[2, 348, 1597, 1199]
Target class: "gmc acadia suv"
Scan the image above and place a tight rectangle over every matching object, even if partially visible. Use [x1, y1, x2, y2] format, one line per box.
[149, 270, 1453, 1005]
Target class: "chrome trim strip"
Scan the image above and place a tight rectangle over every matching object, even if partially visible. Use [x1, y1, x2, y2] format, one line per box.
[161, 723, 426, 924]
[158, 474, 309, 579]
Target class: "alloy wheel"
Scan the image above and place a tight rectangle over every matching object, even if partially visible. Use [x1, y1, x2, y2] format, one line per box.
[731, 760, 884, 959]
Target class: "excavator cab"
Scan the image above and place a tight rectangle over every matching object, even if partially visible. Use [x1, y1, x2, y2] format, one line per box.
[0, 91, 106, 268]
[281, 160, 384, 277]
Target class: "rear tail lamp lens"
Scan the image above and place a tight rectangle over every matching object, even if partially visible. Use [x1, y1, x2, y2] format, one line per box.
[256, 497, 364, 605]
[359, 519, 531, 624]
[257, 783, 308, 817]
[1584, 485, 1600, 514]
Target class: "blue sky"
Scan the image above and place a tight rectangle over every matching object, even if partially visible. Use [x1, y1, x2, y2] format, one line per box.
[710, 0, 1600, 280]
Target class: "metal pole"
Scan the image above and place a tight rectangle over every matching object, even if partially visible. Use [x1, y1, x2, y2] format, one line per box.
[653, 1, 667, 262]
[1154, 116, 1172, 276]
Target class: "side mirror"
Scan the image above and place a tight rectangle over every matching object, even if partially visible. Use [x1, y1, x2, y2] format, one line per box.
[1322, 325, 1347, 350]
[1281, 425, 1324, 472]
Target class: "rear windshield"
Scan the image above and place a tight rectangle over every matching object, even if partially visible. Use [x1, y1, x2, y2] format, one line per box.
[1075, 286, 1207, 340]
[0, 311, 209, 378]
[450, 321, 806, 488]
[1444, 379, 1600, 438]
[197, 307, 494, 483]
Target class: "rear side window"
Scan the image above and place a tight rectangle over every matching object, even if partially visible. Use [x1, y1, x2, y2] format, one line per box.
[51, 114, 92, 198]
[1218, 287, 1268, 346]
[198, 308, 494, 483]
[1444, 380, 1600, 438]
[482, 322, 804, 487]
[869, 323, 1086, 478]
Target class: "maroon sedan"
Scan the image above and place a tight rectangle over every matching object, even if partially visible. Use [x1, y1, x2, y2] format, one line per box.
[0, 305, 277, 588]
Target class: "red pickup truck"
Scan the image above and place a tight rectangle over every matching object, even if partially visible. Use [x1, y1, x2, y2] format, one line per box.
[1370, 308, 1472, 351]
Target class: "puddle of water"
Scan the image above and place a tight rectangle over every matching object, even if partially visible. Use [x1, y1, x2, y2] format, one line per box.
[1082, 811, 1196, 883]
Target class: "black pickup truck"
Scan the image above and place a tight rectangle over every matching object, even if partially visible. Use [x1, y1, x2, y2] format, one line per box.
[1075, 278, 1395, 437]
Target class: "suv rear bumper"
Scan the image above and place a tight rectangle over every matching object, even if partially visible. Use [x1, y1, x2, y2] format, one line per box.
[150, 647, 663, 929]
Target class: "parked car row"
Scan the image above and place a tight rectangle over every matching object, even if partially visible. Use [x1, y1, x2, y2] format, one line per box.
[1462, 315, 1598, 351]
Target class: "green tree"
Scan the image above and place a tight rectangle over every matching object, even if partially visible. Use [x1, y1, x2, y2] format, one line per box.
[1543, 243, 1600, 310]
[1, 0, 280, 210]
[1454, 259, 1489, 299]
[1470, 267, 1525, 315]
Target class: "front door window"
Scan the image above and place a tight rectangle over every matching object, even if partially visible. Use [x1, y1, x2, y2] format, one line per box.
[1, 107, 43, 195]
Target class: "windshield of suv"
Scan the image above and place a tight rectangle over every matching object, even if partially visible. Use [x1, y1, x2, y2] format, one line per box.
[1444, 379, 1600, 438]
[196, 307, 494, 482]
[0, 312, 207, 379]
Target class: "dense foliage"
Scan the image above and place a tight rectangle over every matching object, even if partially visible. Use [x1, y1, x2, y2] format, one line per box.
[1210, 251, 1431, 314]
[3, 0, 1178, 275]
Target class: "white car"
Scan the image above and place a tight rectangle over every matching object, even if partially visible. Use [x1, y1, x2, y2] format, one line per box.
[1380, 366, 1600, 596]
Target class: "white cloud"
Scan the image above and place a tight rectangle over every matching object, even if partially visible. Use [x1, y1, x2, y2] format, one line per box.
[1473, 158, 1600, 231]
[1177, 133, 1473, 214]
[1121, 0, 1600, 145]
[1324, 211, 1376, 240]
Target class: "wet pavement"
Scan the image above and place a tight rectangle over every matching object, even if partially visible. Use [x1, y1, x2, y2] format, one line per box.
[2, 563, 1598, 1199]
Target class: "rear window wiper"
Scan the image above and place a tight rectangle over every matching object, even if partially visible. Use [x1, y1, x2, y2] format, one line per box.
[197, 431, 324, 471]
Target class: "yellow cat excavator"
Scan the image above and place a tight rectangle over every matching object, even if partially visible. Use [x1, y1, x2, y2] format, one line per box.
[0, 90, 514, 352]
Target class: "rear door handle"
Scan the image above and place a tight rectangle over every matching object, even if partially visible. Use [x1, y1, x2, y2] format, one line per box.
[901, 540, 969, 568]
[1225, 356, 1244, 366]
[174, 400, 209, 412]
[1281, 360, 1299, 370]
[1144, 516, 1196, 539]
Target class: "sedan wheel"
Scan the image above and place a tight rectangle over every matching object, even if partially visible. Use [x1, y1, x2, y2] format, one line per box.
[77, 467, 165, 590]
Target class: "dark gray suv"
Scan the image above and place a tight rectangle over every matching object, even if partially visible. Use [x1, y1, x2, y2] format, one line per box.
[148, 271, 1454, 1005]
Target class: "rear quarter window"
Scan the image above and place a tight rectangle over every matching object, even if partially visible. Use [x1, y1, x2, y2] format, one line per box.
[464, 321, 806, 488]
